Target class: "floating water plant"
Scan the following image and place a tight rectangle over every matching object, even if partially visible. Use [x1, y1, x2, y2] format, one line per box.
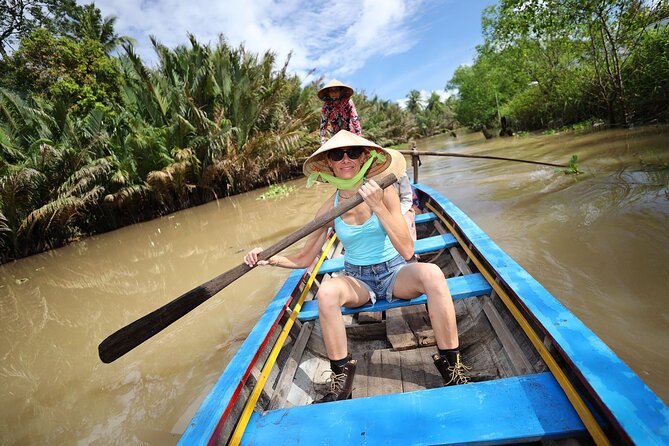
[257, 184, 296, 200]
[564, 155, 582, 175]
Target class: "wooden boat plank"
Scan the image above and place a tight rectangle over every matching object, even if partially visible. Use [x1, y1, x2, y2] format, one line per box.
[250, 349, 278, 407]
[481, 295, 535, 375]
[465, 343, 501, 381]
[352, 350, 370, 398]
[179, 268, 307, 445]
[399, 346, 427, 392]
[318, 233, 457, 274]
[448, 242, 535, 375]
[367, 350, 384, 397]
[298, 273, 492, 321]
[268, 321, 314, 410]
[411, 307, 436, 347]
[356, 311, 383, 323]
[346, 320, 386, 341]
[386, 306, 418, 350]
[381, 350, 403, 395]
[387, 305, 436, 350]
[286, 352, 318, 407]
[309, 356, 332, 405]
[416, 183, 669, 444]
[293, 352, 339, 407]
[241, 372, 587, 445]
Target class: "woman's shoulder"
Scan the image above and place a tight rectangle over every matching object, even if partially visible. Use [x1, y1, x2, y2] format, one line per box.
[382, 184, 402, 207]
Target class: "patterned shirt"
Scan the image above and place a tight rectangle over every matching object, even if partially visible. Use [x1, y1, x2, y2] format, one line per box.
[320, 99, 362, 144]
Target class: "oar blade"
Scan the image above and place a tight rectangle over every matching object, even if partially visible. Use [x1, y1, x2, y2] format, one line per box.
[99, 263, 250, 363]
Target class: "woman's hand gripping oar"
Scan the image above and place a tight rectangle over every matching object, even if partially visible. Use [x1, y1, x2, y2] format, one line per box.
[98, 174, 399, 363]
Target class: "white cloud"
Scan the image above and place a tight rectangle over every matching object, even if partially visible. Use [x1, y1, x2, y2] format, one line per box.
[86, 0, 425, 79]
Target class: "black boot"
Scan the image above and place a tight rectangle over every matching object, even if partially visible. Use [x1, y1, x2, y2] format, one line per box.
[312, 358, 357, 404]
[433, 351, 470, 386]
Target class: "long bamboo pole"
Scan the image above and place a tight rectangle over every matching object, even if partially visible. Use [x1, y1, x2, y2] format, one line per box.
[397, 150, 569, 168]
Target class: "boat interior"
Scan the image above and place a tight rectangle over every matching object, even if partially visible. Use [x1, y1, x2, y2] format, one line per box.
[224, 191, 603, 445]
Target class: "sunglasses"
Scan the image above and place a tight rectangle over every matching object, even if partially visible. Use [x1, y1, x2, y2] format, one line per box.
[327, 147, 364, 161]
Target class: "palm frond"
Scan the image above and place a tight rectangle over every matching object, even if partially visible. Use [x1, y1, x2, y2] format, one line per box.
[104, 183, 149, 206]
[57, 157, 113, 197]
[18, 185, 104, 241]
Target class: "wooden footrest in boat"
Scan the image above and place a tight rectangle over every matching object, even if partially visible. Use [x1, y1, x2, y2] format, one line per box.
[318, 233, 457, 274]
[297, 273, 492, 322]
[240, 372, 586, 445]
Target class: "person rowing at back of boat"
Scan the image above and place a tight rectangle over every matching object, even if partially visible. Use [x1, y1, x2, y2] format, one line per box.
[318, 79, 362, 145]
[244, 130, 470, 403]
[318, 79, 418, 242]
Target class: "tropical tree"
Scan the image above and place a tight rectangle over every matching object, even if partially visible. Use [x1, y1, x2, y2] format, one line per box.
[0, 29, 325, 262]
[0, 92, 117, 257]
[625, 24, 669, 122]
[3, 28, 123, 117]
[0, 0, 81, 58]
[67, 3, 133, 53]
[355, 93, 418, 146]
[484, 0, 669, 126]
[421, 92, 445, 135]
[405, 90, 423, 114]
[119, 34, 319, 201]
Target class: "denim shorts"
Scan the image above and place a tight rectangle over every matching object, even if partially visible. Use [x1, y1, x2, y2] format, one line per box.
[344, 254, 407, 304]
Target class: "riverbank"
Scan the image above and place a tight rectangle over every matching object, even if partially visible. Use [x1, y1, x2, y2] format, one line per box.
[3, 122, 666, 265]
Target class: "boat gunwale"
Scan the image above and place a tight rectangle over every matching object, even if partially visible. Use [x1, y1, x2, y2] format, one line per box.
[178, 267, 310, 445]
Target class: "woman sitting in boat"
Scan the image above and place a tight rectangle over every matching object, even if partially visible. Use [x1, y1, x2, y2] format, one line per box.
[244, 130, 469, 403]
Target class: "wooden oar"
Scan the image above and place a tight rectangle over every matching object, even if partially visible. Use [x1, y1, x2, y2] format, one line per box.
[98, 174, 399, 363]
[397, 150, 570, 169]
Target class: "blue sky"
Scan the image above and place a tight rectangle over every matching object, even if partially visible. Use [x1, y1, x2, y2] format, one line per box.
[82, 0, 495, 104]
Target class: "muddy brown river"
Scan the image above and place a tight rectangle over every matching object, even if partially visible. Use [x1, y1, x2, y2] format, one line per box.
[1, 125, 667, 445]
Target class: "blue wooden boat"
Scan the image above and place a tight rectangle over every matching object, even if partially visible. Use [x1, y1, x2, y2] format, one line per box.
[179, 183, 669, 445]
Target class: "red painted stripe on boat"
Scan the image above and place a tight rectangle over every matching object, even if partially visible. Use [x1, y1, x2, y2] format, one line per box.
[207, 270, 307, 445]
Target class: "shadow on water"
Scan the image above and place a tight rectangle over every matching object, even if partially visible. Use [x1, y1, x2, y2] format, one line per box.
[0, 125, 667, 444]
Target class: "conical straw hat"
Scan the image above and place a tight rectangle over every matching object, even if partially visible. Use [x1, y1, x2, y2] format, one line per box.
[303, 130, 406, 183]
[317, 79, 354, 101]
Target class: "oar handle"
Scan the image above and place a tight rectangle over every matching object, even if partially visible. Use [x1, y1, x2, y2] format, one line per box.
[98, 174, 399, 363]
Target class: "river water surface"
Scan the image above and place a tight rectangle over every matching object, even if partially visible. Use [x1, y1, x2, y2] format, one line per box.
[1, 125, 667, 445]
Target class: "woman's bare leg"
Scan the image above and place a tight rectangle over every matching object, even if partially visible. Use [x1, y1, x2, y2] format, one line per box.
[317, 276, 371, 359]
[392, 263, 458, 349]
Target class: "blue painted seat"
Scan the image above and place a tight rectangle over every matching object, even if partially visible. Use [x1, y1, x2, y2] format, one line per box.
[241, 372, 586, 445]
[319, 233, 457, 274]
[414, 211, 436, 224]
[297, 273, 491, 321]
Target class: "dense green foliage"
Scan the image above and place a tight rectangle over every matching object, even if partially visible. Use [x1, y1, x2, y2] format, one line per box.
[448, 0, 669, 130]
[0, 0, 81, 57]
[0, 3, 451, 262]
[2, 0, 666, 262]
[0, 34, 318, 260]
[3, 28, 123, 116]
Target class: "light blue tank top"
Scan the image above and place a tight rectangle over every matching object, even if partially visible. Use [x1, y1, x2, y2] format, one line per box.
[334, 191, 399, 266]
